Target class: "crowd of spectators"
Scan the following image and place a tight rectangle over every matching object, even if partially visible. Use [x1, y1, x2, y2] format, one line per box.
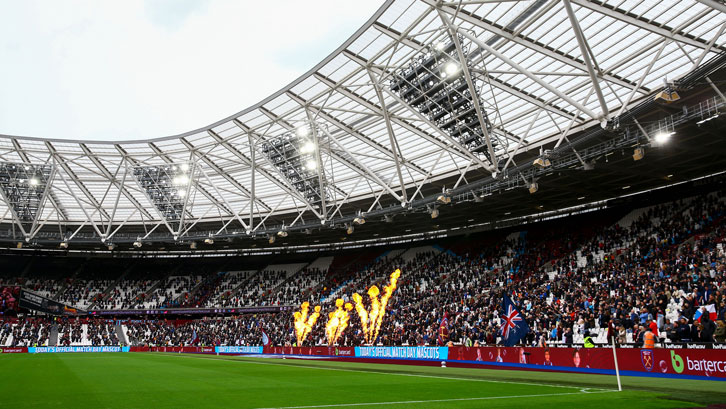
[1, 286, 20, 316]
[0, 317, 51, 346]
[57, 319, 84, 346]
[1, 190, 724, 348]
[55, 279, 113, 310]
[124, 316, 275, 346]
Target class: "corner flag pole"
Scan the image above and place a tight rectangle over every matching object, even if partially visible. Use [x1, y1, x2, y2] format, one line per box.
[611, 336, 622, 391]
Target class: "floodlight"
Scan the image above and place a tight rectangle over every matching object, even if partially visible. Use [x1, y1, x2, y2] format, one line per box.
[300, 141, 315, 154]
[174, 175, 189, 186]
[353, 216, 365, 225]
[180, 163, 190, 172]
[443, 61, 459, 76]
[296, 125, 311, 138]
[654, 131, 673, 145]
[59, 241, 68, 249]
[436, 195, 451, 204]
[696, 113, 719, 125]
[306, 160, 317, 170]
[277, 230, 288, 238]
[133, 241, 143, 248]
[0, 162, 53, 224]
[204, 238, 214, 244]
[434, 42, 445, 51]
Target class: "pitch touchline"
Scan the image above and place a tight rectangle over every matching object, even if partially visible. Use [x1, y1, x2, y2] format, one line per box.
[251, 391, 614, 409]
[155, 353, 615, 392]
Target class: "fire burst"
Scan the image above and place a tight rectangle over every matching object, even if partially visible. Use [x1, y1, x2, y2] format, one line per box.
[325, 298, 353, 345]
[352, 269, 401, 345]
[293, 302, 321, 346]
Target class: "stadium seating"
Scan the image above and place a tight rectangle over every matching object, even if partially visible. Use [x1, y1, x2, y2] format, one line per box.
[2, 189, 724, 348]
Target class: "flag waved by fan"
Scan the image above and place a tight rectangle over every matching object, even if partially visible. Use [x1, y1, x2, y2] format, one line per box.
[500, 294, 529, 346]
[694, 304, 717, 323]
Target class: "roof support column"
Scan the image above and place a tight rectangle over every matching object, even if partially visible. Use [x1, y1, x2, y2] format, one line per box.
[443, 13, 601, 121]
[562, 0, 609, 120]
[247, 131, 256, 232]
[367, 69, 408, 204]
[438, 9, 499, 167]
[305, 110, 328, 222]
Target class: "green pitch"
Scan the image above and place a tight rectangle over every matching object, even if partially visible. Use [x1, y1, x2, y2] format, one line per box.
[1, 353, 724, 408]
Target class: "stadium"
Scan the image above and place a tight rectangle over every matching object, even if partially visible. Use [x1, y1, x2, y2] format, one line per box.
[1, 0, 726, 407]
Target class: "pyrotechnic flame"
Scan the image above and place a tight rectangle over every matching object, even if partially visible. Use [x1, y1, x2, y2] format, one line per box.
[325, 299, 343, 345]
[334, 303, 354, 344]
[351, 293, 369, 338]
[293, 302, 320, 345]
[302, 305, 321, 342]
[372, 269, 400, 343]
[325, 298, 352, 345]
[351, 269, 401, 344]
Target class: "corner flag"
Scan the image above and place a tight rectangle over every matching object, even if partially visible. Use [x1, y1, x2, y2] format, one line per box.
[500, 294, 529, 346]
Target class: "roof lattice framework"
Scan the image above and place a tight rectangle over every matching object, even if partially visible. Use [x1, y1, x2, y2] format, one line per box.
[1, 0, 724, 244]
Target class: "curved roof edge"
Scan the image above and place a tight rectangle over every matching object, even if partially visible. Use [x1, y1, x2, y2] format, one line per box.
[0, 0, 396, 145]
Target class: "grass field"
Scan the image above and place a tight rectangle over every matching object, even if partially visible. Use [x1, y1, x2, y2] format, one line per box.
[1, 353, 725, 408]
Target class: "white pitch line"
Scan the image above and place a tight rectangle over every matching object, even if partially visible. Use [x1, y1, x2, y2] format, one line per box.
[154, 353, 616, 392]
[250, 390, 614, 409]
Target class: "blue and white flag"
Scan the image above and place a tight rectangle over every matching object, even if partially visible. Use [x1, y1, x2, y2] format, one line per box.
[500, 294, 529, 346]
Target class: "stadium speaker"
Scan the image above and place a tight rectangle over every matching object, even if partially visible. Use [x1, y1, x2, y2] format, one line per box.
[633, 147, 645, 161]
[436, 195, 451, 204]
[532, 157, 551, 168]
[654, 89, 680, 103]
[529, 183, 538, 194]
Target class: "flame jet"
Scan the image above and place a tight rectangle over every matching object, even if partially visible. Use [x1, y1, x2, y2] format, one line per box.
[351, 269, 401, 344]
[302, 305, 321, 342]
[334, 303, 354, 345]
[293, 302, 320, 345]
[372, 269, 400, 343]
[325, 299, 343, 345]
[325, 299, 354, 345]
[351, 293, 369, 338]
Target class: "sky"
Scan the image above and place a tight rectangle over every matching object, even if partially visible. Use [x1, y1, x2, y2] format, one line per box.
[0, 0, 384, 142]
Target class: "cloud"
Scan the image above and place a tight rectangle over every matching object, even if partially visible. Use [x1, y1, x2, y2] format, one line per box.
[0, 0, 383, 141]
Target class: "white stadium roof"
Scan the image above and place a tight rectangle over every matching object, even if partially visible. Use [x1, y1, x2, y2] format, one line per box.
[0, 0, 724, 246]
